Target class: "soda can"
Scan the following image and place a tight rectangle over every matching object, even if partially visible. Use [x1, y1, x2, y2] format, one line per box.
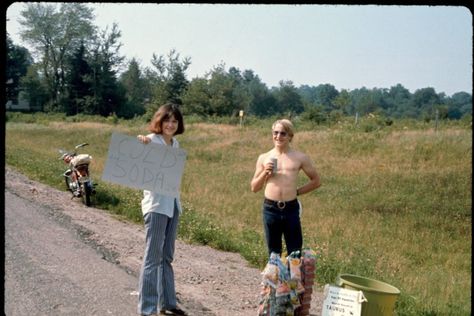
[270, 157, 277, 173]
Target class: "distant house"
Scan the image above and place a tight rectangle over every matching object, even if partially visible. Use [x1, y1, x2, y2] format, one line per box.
[5, 92, 31, 111]
[6, 99, 30, 111]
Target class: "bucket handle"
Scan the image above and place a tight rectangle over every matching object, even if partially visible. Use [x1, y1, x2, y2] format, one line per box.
[334, 277, 368, 303]
[335, 276, 344, 287]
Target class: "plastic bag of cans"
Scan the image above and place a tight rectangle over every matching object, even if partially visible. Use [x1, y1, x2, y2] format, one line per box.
[258, 249, 317, 316]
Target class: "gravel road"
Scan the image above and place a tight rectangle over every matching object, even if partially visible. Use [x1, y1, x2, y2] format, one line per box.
[5, 189, 138, 315]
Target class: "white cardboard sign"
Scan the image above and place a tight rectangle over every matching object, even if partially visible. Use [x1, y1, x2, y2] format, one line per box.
[321, 284, 367, 316]
[102, 132, 187, 197]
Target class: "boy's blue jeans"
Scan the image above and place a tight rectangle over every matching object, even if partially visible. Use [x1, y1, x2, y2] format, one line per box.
[262, 198, 302, 256]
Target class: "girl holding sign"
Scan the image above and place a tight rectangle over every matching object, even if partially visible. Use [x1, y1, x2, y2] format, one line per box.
[137, 103, 187, 316]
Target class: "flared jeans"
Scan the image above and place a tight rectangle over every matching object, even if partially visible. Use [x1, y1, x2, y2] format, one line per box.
[137, 207, 179, 315]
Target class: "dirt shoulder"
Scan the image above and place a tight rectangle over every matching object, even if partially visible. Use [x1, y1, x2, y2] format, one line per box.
[5, 166, 323, 315]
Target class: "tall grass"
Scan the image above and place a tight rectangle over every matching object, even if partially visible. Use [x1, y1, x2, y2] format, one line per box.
[5, 113, 471, 315]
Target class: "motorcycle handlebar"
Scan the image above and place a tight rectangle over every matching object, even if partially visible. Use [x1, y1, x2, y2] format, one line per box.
[75, 143, 89, 149]
[58, 143, 89, 159]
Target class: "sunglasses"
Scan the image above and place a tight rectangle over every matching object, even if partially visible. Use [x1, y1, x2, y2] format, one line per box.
[272, 130, 288, 137]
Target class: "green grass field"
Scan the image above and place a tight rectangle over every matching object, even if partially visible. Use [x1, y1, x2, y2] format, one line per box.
[5, 113, 472, 315]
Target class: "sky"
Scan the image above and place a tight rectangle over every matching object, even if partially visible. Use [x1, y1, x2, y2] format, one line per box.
[6, 3, 473, 96]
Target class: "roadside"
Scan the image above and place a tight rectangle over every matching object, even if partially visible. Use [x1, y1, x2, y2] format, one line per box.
[5, 166, 323, 315]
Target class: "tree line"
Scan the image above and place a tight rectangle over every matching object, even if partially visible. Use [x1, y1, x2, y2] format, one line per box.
[6, 3, 472, 123]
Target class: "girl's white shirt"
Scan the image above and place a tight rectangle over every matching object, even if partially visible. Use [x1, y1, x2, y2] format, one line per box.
[140, 133, 183, 217]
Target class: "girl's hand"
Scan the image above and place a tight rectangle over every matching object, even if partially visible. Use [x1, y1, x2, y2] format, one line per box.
[137, 135, 151, 144]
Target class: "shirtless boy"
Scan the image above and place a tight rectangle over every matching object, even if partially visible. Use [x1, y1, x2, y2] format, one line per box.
[250, 119, 321, 256]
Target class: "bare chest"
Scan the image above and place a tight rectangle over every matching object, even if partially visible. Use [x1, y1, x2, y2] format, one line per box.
[274, 155, 301, 174]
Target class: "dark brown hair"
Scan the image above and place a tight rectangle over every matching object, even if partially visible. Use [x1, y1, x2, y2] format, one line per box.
[148, 103, 185, 135]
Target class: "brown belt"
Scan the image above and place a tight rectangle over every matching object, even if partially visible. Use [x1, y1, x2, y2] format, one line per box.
[264, 198, 298, 210]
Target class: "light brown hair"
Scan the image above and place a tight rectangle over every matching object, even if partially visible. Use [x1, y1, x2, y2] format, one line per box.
[272, 119, 294, 141]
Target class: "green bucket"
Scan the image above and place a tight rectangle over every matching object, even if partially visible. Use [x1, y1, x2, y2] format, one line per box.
[336, 274, 400, 316]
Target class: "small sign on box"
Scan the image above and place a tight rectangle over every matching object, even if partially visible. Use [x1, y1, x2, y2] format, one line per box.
[321, 285, 367, 316]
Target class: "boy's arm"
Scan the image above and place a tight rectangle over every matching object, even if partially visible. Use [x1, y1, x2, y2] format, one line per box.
[251, 154, 270, 193]
[296, 154, 321, 196]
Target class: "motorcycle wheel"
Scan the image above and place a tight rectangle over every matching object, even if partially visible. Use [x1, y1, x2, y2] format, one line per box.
[82, 182, 92, 206]
[64, 176, 73, 193]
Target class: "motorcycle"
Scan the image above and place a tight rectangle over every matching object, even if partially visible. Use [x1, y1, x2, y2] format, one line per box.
[58, 143, 96, 206]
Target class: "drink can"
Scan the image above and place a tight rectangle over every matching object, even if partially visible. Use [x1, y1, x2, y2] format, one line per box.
[270, 157, 277, 173]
